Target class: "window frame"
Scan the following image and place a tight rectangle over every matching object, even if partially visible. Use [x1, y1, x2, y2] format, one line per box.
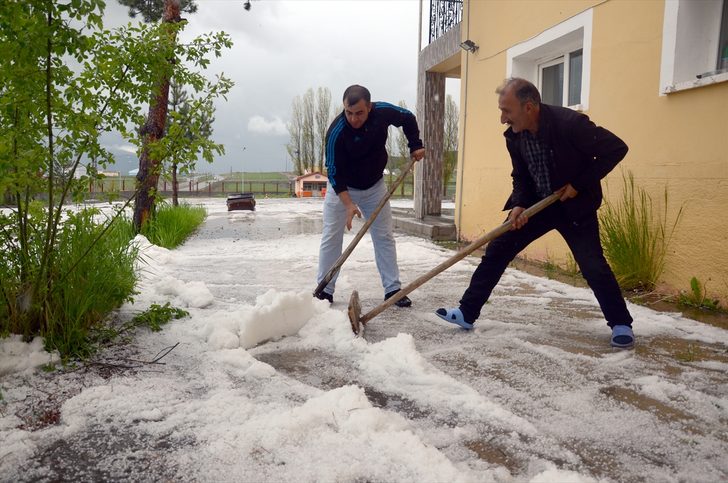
[507, 9, 592, 111]
[660, 0, 728, 95]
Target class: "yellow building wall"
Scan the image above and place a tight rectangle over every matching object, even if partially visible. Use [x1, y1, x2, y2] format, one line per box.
[457, 0, 728, 303]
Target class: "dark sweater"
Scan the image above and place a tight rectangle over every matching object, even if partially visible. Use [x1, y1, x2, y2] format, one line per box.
[325, 102, 423, 194]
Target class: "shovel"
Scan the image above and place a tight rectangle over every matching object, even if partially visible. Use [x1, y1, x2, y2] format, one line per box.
[313, 156, 418, 299]
[347, 192, 561, 335]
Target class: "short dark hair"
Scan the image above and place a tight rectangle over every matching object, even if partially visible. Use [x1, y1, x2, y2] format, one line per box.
[343, 85, 371, 106]
[496, 77, 541, 106]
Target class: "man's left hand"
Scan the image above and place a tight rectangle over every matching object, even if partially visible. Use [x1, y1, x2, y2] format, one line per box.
[411, 148, 425, 161]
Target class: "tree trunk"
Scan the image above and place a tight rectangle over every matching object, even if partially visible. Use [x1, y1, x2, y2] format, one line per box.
[133, 0, 181, 231]
[172, 162, 178, 206]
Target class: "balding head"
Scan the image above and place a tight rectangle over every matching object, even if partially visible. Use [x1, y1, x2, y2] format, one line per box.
[496, 78, 541, 107]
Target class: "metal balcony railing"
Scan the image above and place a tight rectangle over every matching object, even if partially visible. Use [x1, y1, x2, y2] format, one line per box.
[429, 0, 463, 44]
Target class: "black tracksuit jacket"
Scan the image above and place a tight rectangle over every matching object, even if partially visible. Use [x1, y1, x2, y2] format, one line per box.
[325, 102, 423, 194]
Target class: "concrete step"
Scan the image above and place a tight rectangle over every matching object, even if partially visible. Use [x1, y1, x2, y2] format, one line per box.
[391, 207, 456, 241]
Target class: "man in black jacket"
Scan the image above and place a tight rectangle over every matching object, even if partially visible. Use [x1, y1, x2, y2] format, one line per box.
[436, 78, 634, 348]
[316, 85, 425, 306]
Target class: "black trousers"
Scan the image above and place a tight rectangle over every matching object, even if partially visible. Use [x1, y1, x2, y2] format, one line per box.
[459, 203, 633, 328]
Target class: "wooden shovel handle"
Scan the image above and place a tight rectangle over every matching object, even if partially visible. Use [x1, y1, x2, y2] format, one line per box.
[313, 156, 419, 297]
[359, 192, 561, 325]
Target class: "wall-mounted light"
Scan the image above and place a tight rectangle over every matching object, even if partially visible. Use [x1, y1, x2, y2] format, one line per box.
[460, 39, 478, 53]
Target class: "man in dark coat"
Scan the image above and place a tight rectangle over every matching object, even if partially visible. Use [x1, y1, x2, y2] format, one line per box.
[436, 77, 635, 348]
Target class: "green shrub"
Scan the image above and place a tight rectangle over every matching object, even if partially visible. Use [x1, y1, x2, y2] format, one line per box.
[141, 202, 206, 249]
[0, 207, 138, 359]
[678, 277, 721, 311]
[129, 302, 189, 332]
[599, 171, 682, 291]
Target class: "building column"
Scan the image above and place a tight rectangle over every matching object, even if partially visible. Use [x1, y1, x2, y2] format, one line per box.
[415, 70, 445, 219]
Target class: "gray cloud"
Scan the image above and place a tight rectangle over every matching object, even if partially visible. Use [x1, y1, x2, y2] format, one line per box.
[102, 0, 459, 174]
[247, 115, 288, 136]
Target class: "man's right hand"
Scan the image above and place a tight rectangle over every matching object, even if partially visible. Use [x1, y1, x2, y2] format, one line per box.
[508, 206, 527, 230]
[345, 203, 362, 230]
[338, 191, 362, 230]
[411, 148, 425, 162]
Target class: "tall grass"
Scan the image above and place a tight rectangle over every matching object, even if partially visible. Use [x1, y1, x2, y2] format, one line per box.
[0, 206, 138, 358]
[141, 202, 206, 249]
[599, 171, 683, 291]
[0, 201, 207, 359]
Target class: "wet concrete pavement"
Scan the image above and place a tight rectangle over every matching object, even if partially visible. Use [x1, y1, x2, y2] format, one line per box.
[208, 199, 728, 482]
[4, 198, 727, 482]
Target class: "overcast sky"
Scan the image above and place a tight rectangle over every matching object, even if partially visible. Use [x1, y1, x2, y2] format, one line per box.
[103, 0, 460, 174]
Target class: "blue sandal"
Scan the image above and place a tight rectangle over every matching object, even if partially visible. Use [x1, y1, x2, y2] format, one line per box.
[435, 308, 474, 330]
[611, 325, 634, 348]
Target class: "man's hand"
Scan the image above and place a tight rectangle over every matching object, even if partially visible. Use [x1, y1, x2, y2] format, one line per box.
[508, 206, 527, 230]
[338, 191, 362, 230]
[557, 184, 578, 201]
[345, 204, 362, 230]
[411, 148, 425, 162]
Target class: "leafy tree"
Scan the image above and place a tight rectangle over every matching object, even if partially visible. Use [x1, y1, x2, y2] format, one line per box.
[166, 80, 190, 206]
[165, 78, 218, 206]
[443, 94, 459, 197]
[314, 87, 332, 173]
[0, 0, 231, 352]
[386, 127, 397, 186]
[301, 88, 316, 173]
[120, 0, 234, 230]
[287, 86, 333, 175]
[0, 0, 177, 344]
[395, 100, 411, 196]
[118, 0, 198, 22]
[132, 0, 181, 231]
[287, 98, 305, 175]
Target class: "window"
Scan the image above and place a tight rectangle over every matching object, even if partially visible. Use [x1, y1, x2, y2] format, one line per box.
[660, 0, 728, 94]
[540, 57, 564, 106]
[303, 181, 326, 191]
[568, 49, 583, 106]
[507, 10, 592, 110]
[538, 49, 583, 107]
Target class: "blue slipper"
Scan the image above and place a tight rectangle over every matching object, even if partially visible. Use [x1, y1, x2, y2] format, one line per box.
[435, 308, 474, 330]
[611, 325, 634, 348]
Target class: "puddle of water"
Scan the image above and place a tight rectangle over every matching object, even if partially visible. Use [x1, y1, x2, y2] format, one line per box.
[199, 212, 322, 240]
